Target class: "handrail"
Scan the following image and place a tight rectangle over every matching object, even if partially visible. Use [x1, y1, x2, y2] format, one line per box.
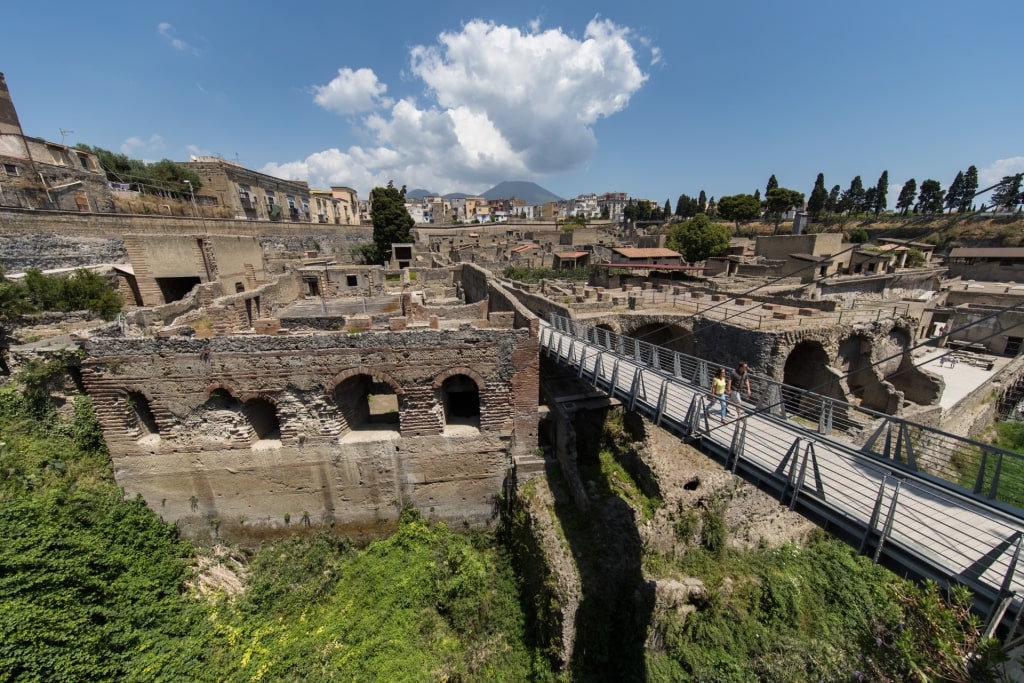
[547, 313, 1024, 514]
[541, 315, 1024, 638]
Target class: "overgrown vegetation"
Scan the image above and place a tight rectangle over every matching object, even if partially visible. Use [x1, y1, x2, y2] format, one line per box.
[74, 143, 202, 195]
[0, 266, 123, 321]
[1, 355, 1012, 681]
[644, 534, 1005, 681]
[0, 367, 549, 681]
[502, 265, 592, 283]
[548, 411, 1010, 681]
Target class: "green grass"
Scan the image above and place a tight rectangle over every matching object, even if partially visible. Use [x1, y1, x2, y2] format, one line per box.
[0, 384, 550, 682]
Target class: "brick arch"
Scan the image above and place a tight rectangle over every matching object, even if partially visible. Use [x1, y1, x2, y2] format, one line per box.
[237, 391, 281, 406]
[325, 367, 404, 395]
[203, 383, 242, 399]
[432, 367, 486, 391]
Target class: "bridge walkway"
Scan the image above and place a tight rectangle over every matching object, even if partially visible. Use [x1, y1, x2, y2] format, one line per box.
[540, 315, 1024, 642]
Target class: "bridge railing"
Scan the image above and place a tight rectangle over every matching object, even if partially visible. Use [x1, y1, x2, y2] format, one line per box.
[543, 315, 1024, 635]
[548, 314, 1024, 514]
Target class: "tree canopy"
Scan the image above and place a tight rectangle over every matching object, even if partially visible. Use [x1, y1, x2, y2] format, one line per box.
[716, 194, 761, 234]
[765, 187, 805, 233]
[916, 179, 945, 215]
[359, 182, 415, 264]
[896, 178, 917, 215]
[806, 173, 827, 220]
[675, 194, 700, 218]
[74, 144, 201, 195]
[991, 174, 1024, 212]
[0, 267, 122, 321]
[666, 214, 731, 262]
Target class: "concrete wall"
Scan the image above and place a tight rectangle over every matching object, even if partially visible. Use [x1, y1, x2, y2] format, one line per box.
[948, 304, 1024, 355]
[79, 324, 538, 541]
[755, 233, 842, 261]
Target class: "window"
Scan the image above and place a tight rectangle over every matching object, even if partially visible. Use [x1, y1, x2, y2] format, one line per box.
[48, 146, 66, 165]
[2, 163, 18, 176]
[76, 153, 91, 170]
[346, 275, 358, 287]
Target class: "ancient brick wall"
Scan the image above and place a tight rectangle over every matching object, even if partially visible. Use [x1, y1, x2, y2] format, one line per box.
[0, 208, 373, 272]
[78, 325, 538, 541]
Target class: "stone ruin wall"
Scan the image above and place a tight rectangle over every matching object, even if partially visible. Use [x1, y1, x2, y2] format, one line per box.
[78, 326, 539, 542]
[0, 208, 373, 273]
[579, 312, 942, 418]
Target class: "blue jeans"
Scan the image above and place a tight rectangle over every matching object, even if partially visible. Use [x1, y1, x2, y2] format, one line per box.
[708, 393, 727, 419]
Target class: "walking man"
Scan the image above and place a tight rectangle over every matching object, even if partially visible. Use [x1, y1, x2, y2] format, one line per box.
[728, 362, 752, 418]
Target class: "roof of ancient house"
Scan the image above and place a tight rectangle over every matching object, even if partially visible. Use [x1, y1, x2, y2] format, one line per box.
[611, 247, 682, 258]
[949, 247, 1024, 259]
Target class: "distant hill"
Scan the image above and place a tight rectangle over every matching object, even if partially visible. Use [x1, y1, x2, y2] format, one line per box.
[482, 181, 562, 205]
[405, 181, 561, 205]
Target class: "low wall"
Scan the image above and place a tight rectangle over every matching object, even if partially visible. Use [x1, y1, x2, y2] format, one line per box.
[0, 208, 373, 272]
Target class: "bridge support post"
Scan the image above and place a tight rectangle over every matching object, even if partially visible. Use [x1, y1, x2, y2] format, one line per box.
[728, 418, 747, 473]
[873, 481, 901, 564]
[577, 346, 588, 379]
[673, 352, 682, 379]
[859, 475, 891, 554]
[818, 399, 833, 435]
[591, 353, 604, 386]
[654, 380, 669, 426]
[609, 359, 621, 399]
[985, 533, 1023, 640]
[628, 370, 643, 412]
[693, 360, 709, 389]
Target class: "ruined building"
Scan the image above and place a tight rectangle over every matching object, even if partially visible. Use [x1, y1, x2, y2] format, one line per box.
[76, 238, 539, 542]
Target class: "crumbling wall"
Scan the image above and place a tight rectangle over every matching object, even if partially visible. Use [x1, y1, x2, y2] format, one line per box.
[77, 325, 539, 541]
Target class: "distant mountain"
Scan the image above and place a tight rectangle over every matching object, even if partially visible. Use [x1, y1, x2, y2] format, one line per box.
[405, 181, 562, 205]
[482, 181, 562, 205]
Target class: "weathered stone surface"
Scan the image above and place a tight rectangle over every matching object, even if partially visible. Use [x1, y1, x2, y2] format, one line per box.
[79, 324, 539, 542]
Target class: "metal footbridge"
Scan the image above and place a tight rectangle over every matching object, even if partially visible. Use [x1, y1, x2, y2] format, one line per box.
[541, 314, 1024, 641]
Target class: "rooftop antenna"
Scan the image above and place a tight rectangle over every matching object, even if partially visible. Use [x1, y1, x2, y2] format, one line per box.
[59, 128, 74, 145]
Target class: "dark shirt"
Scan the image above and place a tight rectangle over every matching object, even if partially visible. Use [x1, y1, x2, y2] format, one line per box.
[729, 369, 748, 392]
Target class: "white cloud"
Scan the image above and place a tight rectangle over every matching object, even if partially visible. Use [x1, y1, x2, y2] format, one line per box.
[263, 17, 650, 195]
[313, 68, 392, 114]
[979, 156, 1024, 188]
[157, 22, 199, 56]
[120, 134, 165, 157]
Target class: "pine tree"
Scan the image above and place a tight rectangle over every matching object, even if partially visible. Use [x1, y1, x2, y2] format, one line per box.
[945, 171, 964, 213]
[807, 173, 827, 220]
[991, 174, 1024, 211]
[896, 179, 917, 215]
[960, 166, 978, 212]
[766, 174, 778, 197]
[915, 179, 945, 215]
[825, 185, 840, 216]
[664, 199, 672, 218]
[874, 170, 888, 216]
[363, 181, 415, 264]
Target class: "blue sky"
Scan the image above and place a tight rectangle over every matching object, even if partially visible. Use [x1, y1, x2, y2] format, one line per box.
[4, 1, 1022, 206]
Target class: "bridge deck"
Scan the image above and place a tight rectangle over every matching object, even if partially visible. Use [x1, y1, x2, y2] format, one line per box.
[540, 318, 1024, 638]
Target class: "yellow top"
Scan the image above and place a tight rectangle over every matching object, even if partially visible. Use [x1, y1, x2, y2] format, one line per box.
[711, 377, 726, 395]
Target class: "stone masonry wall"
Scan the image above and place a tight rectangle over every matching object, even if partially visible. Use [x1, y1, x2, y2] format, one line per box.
[77, 326, 538, 541]
[0, 208, 373, 272]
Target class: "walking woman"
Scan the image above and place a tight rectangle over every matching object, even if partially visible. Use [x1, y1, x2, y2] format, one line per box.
[707, 367, 729, 424]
